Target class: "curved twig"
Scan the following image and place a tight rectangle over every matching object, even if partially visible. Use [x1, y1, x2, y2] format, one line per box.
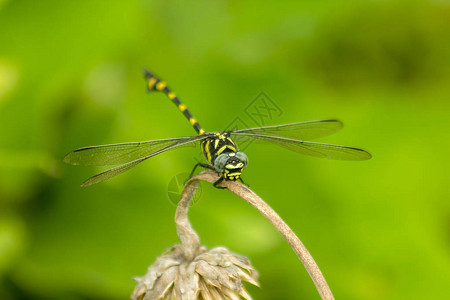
[175, 179, 201, 261]
[177, 170, 335, 300]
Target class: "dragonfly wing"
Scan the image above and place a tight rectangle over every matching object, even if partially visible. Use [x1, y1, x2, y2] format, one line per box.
[230, 119, 343, 140]
[64, 136, 201, 166]
[232, 133, 371, 161]
[81, 157, 146, 187]
[79, 135, 209, 186]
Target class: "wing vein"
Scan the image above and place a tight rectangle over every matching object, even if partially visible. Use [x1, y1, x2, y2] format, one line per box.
[231, 132, 371, 161]
[80, 135, 209, 186]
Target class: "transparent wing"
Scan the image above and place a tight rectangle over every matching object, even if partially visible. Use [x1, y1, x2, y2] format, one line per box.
[80, 157, 147, 187]
[231, 133, 371, 161]
[76, 135, 208, 187]
[231, 119, 343, 140]
[64, 136, 201, 166]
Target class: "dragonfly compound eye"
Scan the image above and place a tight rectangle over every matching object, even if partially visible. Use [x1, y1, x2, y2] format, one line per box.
[214, 153, 230, 173]
[235, 151, 248, 168]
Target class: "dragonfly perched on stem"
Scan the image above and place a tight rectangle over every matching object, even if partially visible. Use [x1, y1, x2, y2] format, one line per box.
[64, 69, 371, 188]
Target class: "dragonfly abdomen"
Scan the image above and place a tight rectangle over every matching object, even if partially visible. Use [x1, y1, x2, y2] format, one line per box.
[143, 69, 205, 135]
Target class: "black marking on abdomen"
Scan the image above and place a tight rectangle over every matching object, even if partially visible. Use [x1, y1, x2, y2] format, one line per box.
[143, 69, 205, 135]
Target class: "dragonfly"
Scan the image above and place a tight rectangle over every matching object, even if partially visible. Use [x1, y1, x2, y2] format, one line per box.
[64, 69, 371, 188]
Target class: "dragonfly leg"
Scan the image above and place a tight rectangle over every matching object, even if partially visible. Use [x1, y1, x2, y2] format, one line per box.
[238, 177, 250, 187]
[187, 163, 215, 182]
[213, 176, 227, 189]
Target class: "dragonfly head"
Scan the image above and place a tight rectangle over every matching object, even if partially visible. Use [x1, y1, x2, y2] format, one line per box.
[214, 151, 248, 181]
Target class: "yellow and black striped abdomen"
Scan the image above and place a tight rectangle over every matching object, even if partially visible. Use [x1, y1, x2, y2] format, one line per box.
[144, 69, 205, 135]
[201, 132, 238, 165]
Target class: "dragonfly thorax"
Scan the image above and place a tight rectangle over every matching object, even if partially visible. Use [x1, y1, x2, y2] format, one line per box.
[214, 151, 248, 181]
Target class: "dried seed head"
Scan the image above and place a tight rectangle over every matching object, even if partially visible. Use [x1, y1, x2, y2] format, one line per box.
[131, 245, 259, 300]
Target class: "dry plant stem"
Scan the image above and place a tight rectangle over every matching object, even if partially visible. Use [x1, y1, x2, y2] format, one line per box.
[181, 170, 335, 300]
[135, 177, 259, 300]
[175, 179, 201, 261]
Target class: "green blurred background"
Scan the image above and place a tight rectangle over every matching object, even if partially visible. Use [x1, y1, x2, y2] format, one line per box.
[1, 0, 449, 299]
